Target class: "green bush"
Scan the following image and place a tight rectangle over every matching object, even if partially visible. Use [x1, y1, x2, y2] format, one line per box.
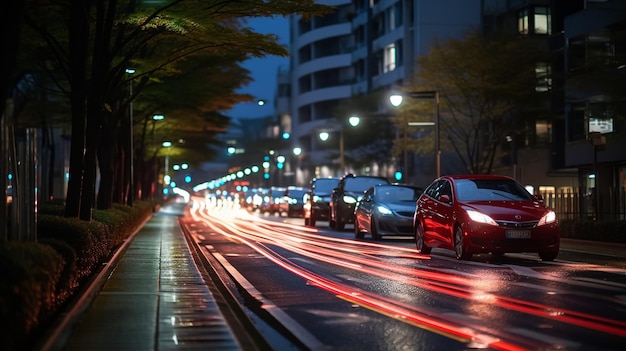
[37, 215, 102, 280]
[38, 238, 79, 304]
[37, 202, 65, 216]
[1, 200, 155, 350]
[0, 242, 64, 351]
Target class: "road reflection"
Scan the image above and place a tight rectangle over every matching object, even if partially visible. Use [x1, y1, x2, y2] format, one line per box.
[188, 197, 626, 350]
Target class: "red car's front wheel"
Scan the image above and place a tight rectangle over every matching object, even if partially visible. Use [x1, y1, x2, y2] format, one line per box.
[415, 221, 431, 254]
[454, 226, 472, 260]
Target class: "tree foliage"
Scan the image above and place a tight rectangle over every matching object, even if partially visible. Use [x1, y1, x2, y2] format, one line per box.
[14, 0, 332, 220]
[397, 31, 549, 174]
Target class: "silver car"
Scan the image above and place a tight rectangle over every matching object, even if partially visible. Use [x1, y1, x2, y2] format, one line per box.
[354, 184, 423, 240]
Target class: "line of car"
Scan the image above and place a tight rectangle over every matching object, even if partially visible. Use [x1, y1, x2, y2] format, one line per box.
[300, 173, 560, 261]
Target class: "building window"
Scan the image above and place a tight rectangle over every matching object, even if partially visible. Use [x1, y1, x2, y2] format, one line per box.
[372, 12, 385, 39]
[373, 50, 384, 76]
[384, 44, 396, 73]
[278, 83, 290, 98]
[298, 45, 311, 64]
[535, 62, 551, 92]
[534, 6, 551, 35]
[354, 25, 365, 48]
[568, 104, 587, 141]
[298, 75, 311, 94]
[518, 7, 551, 35]
[518, 8, 528, 34]
[298, 105, 312, 124]
[535, 120, 552, 145]
[387, 2, 402, 31]
[354, 59, 366, 82]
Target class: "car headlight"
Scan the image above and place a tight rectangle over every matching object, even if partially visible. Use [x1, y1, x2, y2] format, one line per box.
[342, 195, 357, 204]
[537, 210, 556, 226]
[466, 209, 498, 226]
[376, 205, 393, 215]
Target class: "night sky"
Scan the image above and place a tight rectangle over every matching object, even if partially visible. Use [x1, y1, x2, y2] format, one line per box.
[226, 16, 290, 120]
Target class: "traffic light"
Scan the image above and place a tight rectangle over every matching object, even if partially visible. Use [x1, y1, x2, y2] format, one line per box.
[395, 171, 403, 181]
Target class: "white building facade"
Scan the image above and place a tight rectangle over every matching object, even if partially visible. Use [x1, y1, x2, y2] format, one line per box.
[286, 0, 483, 185]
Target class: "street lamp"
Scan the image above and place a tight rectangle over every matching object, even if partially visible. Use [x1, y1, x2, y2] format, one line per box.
[162, 141, 172, 187]
[150, 114, 164, 202]
[390, 91, 440, 178]
[126, 68, 136, 205]
[319, 116, 360, 175]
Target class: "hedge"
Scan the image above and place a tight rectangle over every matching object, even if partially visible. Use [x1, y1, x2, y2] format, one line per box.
[0, 200, 154, 350]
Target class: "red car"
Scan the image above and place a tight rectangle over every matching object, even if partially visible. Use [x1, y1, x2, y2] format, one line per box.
[414, 174, 560, 261]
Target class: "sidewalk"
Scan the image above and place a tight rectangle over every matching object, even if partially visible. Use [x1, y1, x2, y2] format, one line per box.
[560, 237, 626, 259]
[40, 203, 242, 351]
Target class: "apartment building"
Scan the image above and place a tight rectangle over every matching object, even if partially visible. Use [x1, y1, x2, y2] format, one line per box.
[551, 0, 626, 220]
[286, 0, 482, 185]
[277, 0, 624, 220]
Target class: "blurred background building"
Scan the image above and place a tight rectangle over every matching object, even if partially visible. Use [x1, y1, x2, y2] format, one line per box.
[218, 0, 625, 220]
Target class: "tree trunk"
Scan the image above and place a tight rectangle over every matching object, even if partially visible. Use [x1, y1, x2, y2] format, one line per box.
[96, 126, 115, 210]
[64, 0, 93, 218]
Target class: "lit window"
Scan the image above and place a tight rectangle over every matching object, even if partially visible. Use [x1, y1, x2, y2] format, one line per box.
[535, 120, 552, 145]
[518, 9, 529, 34]
[384, 44, 396, 73]
[534, 7, 551, 35]
[535, 62, 551, 92]
[539, 186, 555, 194]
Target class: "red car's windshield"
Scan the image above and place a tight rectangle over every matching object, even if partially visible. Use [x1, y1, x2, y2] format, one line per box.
[455, 179, 533, 202]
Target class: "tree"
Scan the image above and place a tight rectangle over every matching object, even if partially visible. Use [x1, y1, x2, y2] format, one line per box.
[398, 31, 549, 174]
[17, 0, 332, 221]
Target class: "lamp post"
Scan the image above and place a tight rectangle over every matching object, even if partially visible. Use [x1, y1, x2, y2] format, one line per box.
[126, 68, 136, 206]
[151, 114, 164, 203]
[292, 146, 302, 186]
[390, 91, 440, 178]
[319, 116, 360, 175]
[162, 141, 172, 194]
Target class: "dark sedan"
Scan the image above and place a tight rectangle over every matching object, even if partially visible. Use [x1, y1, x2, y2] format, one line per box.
[303, 177, 340, 227]
[279, 186, 308, 217]
[354, 184, 423, 240]
[414, 174, 560, 261]
[329, 174, 390, 230]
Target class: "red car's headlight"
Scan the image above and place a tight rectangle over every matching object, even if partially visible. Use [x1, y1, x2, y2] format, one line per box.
[537, 210, 556, 226]
[466, 209, 498, 226]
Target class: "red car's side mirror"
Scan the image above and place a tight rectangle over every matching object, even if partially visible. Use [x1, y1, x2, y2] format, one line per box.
[438, 194, 451, 204]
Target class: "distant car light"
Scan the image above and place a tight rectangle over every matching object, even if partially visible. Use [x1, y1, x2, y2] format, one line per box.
[342, 195, 357, 204]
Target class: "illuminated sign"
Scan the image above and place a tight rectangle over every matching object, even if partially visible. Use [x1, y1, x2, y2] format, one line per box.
[588, 117, 613, 134]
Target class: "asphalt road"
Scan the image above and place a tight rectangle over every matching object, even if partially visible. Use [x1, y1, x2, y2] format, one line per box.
[182, 198, 626, 351]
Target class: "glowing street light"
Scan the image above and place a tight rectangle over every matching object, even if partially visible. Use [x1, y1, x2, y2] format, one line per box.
[390, 91, 440, 178]
[126, 68, 136, 206]
[319, 116, 361, 174]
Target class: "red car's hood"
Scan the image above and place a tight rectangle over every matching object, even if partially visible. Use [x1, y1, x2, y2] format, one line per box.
[463, 200, 549, 222]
